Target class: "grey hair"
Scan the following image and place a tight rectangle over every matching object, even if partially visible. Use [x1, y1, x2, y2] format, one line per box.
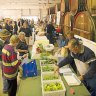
[68, 39, 83, 47]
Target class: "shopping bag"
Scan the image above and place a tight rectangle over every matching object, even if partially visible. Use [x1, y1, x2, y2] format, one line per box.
[22, 59, 37, 78]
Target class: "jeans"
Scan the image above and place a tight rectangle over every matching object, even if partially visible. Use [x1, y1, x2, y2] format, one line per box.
[0, 62, 8, 92]
[3, 77, 8, 92]
[83, 75, 96, 96]
[0, 61, 8, 92]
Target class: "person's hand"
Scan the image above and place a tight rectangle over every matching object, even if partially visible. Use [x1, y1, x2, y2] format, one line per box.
[78, 75, 84, 81]
[22, 54, 28, 59]
[54, 65, 59, 74]
[64, 46, 69, 49]
[24, 50, 28, 53]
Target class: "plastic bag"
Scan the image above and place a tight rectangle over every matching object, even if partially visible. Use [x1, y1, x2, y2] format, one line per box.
[22, 59, 37, 78]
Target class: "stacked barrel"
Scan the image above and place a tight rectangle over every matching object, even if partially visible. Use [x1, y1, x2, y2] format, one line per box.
[60, 0, 96, 41]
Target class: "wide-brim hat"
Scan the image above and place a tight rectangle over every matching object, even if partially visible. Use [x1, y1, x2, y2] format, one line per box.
[0, 29, 11, 37]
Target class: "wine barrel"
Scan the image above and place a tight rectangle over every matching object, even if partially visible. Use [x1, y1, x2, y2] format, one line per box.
[60, 0, 70, 27]
[63, 12, 73, 34]
[60, 0, 65, 13]
[87, 0, 96, 14]
[60, 0, 70, 13]
[60, 0, 65, 29]
[74, 11, 94, 40]
[69, 0, 78, 15]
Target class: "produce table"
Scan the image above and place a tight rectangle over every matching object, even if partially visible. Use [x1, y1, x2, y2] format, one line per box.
[17, 60, 90, 96]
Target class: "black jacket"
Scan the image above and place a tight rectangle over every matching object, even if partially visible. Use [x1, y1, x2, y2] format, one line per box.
[19, 27, 32, 37]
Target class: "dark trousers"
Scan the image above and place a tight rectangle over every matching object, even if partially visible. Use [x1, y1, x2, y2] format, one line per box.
[46, 34, 54, 44]
[7, 78, 17, 96]
[82, 76, 96, 96]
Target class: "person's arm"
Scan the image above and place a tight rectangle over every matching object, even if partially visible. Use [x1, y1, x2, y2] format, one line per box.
[17, 49, 28, 53]
[10, 51, 28, 68]
[10, 51, 21, 68]
[58, 54, 74, 68]
[54, 54, 74, 73]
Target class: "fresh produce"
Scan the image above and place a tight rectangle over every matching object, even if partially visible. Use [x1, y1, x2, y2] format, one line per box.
[43, 74, 59, 80]
[43, 82, 63, 91]
[44, 44, 54, 51]
[42, 65, 54, 72]
[40, 52, 50, 59]
[41, 59, 57, 65]
[36, 43, 45, 53]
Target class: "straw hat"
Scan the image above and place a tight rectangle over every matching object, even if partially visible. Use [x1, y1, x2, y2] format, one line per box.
[0, 29, 11, 37]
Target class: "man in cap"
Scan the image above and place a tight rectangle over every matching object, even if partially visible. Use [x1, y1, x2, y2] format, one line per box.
[0, 29, 11, 93]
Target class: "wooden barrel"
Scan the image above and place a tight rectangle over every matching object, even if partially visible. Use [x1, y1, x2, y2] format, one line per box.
[63, 12, 73, 34]
[69, 0, 78, 15]
[92, 16, 96, 42]
[87, 0, 96, 14]
[60, 0, 70, 26]
[60, 0, 65, 13]
[86, 0, 91, 12]
[74, 11, 94, 40]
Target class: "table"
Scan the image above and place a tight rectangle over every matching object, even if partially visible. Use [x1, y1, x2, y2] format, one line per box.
[31, 35, 49, 58]
[17, 60, 90, 96]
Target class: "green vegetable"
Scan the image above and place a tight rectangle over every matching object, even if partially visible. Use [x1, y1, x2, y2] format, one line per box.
[43, 74, 59, 80]
[43, 82, 63, 91]
[42, 65, 54, 72]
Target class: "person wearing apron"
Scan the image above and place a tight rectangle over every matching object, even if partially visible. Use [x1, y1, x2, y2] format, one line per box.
[54, 39, 96, 96]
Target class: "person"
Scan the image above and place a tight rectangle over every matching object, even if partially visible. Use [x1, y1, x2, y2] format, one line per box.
[58, 31, 77, 73]
[56, 25, 61, 34]
[13, 21, 18, 35]
[2, 35, 27, 96]
[5, 20, 10, 32]
[63, 31, 75, 48]
[30, 19, 34, 32]
[0, 29, 11, 93]
[46, 22, 55, 44]
[54, 39, 96, 96]
[57, 33, 65, 48]
[16, 32, 28, 56]
[19, 21, 32, 45]
[57, 31, 75, 48]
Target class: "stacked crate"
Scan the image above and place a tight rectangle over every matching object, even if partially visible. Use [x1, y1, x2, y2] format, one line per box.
[40, 59, 66, 96]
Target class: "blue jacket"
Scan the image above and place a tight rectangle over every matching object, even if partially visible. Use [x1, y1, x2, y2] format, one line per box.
[58, 46, 96, 79]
